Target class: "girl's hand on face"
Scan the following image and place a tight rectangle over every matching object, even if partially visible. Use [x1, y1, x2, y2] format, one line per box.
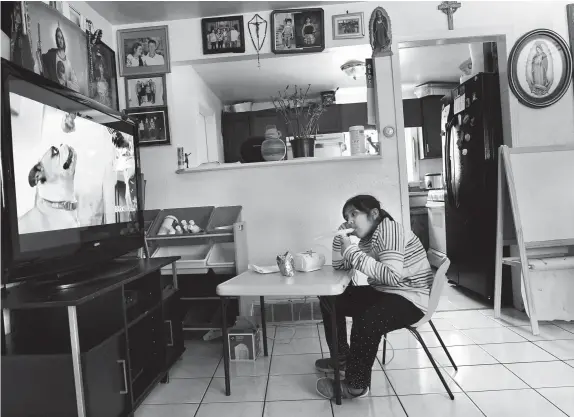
[340, 235, 352, 255]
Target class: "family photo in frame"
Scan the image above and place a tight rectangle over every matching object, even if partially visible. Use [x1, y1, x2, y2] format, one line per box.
[125, 75, 167, 109]
[271, 8, 325, 54]
[201, 15, 245, 54]
[127, 106, 171, 146]
[332, 12, 364, 40]
[117, 25, 171, 76]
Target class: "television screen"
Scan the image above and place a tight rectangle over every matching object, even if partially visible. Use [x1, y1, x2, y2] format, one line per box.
[2, 59, 144, 283]
[12, 93, 137, 235]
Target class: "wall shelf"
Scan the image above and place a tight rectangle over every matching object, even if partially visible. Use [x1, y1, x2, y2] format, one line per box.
[175, 154, 382, 174]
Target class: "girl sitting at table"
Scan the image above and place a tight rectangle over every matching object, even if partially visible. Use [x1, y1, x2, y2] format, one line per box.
[315, 194, 434, 400]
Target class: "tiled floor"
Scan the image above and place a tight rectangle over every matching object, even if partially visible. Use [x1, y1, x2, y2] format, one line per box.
[136, 308, 574, 417]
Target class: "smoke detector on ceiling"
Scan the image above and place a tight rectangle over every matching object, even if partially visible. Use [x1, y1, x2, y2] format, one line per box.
[341, 60, 366, 80]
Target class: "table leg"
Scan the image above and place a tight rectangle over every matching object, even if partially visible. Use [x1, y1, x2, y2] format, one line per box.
[68, 306, 87, 417]
[328, 296, 342, 405]
[260, 296, 268, 357]
[221, 297, 231, 396]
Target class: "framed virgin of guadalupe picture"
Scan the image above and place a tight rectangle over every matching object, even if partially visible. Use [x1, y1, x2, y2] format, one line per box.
[508, 29, 573, 108]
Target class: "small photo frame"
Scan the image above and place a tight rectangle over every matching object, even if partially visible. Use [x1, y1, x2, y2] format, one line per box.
[125, 75, 167, 109]
[271, 8, 325, 54]
[508, 28, 573, 108]
[332, 12, 364, 40]
[48, 1, 63, 14]
[201, 15, 245, 54]
[89, 42, 119, 110]
[117, 25, 171, 77]
[68, 5, 84, 30]
[126, 106, 171, 146]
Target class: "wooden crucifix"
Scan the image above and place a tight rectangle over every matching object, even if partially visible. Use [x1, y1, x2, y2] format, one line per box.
[438, 1, 461, 30]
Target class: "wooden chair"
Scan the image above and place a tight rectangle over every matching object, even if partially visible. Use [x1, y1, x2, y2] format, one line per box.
[380, 257, 457, 400]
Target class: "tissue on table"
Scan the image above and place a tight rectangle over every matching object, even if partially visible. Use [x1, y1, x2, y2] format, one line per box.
[294, 250, 326, 272]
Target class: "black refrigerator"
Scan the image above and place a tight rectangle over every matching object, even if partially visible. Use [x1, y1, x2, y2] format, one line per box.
[441, 72, 509, 301]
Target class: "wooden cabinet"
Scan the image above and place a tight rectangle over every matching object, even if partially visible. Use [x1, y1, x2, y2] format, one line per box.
[403, 99, 422, 128]
[410, 207, 429, 251]
[249, 109, 285, 137]
[222, 113, 250, 163]
[316, 105, 341, 134]
[1, 258, 183, 417]
[163, 294, 185, 366]
[420, 96, 443, 159]
[340, 102, 372, 131]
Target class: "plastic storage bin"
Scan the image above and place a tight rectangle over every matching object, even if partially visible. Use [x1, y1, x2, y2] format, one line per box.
[143, 209, 161, 233]
[156, 244, 213, 274]
[148, 206, 214, 237]
[206, 206, 242, 233]
[207, 242, 236, 274]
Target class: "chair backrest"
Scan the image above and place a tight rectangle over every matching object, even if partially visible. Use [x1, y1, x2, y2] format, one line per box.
[412, 256, 451, 328]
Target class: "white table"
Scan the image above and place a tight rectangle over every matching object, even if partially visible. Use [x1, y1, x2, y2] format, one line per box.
[216, 267, 351, 405]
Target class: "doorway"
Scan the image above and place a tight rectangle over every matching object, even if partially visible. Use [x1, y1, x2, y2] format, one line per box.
[395, 34, 514, 311]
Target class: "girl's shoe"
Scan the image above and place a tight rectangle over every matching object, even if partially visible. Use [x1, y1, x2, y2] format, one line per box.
[315, 357, 346, 377]
[316, 377, 369, 400]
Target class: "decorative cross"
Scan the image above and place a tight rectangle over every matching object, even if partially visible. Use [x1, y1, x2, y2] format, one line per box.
[437, 1, 461, 30]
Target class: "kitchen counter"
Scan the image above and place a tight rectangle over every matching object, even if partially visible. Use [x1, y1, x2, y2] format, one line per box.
[175, 155, 381, 174]
[409, 191, 429, 196]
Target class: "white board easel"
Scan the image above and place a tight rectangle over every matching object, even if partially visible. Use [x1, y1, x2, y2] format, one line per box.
[494, 145, 574, 335]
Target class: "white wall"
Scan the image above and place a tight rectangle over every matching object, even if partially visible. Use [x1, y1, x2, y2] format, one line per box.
[143, 158, 397, 266]
[67, 1, 114, 46]
[111, 1, 574, 288]
[132, 64, 224, 177]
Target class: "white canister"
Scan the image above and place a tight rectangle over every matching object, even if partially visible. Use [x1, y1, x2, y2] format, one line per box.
[349, 126, 366, 155]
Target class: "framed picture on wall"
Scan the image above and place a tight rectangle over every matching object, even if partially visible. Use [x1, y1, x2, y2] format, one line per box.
[89, 42, 119, 110]
[271, 8, 325, 54]
[332, 12, 364, 40]
[508, 29, 573, 108]
[567, 5, 574, 82]
[7, 1, 89, 95]
[117, 25, 171, 76]
[126, 106, 171, 146]
[124, 75, 167, 109]
[201, 15, 245, 54]
[68, 5, 85, 30]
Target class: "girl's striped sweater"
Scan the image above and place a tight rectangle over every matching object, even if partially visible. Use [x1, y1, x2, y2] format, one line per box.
[332, 217, 434, 312]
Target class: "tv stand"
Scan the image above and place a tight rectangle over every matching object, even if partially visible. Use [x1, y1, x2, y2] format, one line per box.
[1, 257, 184, 417]
[53, 259, 140, 290]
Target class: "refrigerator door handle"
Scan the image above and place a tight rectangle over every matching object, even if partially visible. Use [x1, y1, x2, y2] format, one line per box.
[445, 120, 455, 207]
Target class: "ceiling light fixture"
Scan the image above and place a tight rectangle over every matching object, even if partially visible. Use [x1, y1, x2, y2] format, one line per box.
[341, 60, 366, 80]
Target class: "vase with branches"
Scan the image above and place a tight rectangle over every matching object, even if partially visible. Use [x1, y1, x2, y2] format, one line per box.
[271, 85, 338, 157]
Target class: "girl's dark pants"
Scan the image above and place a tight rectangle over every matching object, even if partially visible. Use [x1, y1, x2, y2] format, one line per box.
[320, 286, 424, 389]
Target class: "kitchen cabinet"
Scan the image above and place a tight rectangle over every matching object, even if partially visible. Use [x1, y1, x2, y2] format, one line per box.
[316, 105, 342, 134]
[403, 99, 423, 128]
[410, 207, 429, 251]
[249, 109, 286, 137]
[340, 103, 371, 131]
[419, 96, 443, 159]
[222, 112, 250, 163]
